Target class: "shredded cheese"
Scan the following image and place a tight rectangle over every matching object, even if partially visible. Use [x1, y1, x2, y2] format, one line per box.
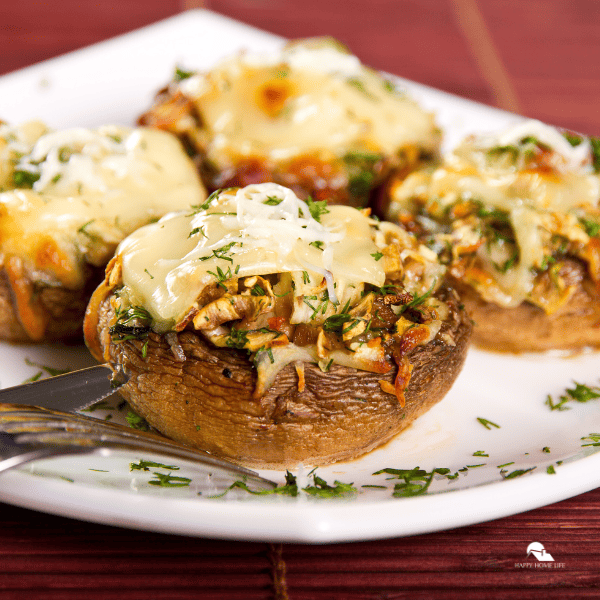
[118, 183, 389, 327]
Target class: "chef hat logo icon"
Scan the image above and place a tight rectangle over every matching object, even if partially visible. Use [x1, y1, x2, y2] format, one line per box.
[527, 542, 555, 562]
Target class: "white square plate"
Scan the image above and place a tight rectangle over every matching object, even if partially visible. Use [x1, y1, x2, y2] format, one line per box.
[0, 9, 599, 543]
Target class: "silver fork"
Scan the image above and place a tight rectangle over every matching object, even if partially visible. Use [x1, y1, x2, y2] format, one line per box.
[0, 403, 276, 490]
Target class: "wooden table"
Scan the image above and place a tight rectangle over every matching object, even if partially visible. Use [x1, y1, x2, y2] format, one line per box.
[1, 1, 600, 598]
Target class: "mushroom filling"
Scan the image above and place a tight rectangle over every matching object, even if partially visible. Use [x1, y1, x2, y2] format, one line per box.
[387, 119, 600, 313]
[108, 183, 449, 404]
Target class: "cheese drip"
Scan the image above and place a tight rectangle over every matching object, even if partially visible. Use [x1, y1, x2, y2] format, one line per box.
[118, 183, 387, 328]
[390, 119, 600, 308]
[0, 122, 206, 288]
[177, 38, 439, 165]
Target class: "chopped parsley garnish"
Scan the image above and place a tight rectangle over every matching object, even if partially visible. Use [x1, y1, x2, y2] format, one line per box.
[546, 381, 600, 411]
[304, 197, 330, 222]
[13, 169, 40, 188]
[303, 473, 356, 498]
[77, 220, 97, 238]
[174, 66, 195, 81]
[580, 218, 600, 238]
[346, 77, 376, 100]
[322, 300, 353, 333]
[547, 465, 556, 475]
[500, 467, 536, 479]
[126, 411, 151, 431]
[581, 433, 600, 447]
[148, 472, 192, 487]
[473, 450, 489, 457]
[309, 241, 325, 250]
[188, 226, 207, 239]
[250, 283, 266, 296]
[492, 252, 518, 274]
[396, 280, 436, 315]
[211, 471, 299, 498]
[110, 305, 152, 342]
[207, 264, 236, 289]
[130, 459, 180, 472]
[189, 189, 221, 214]
[370, 251, 384, 261]
[477, 417, 500, 430]
[199, 241, 237, 263]
[24, 358, 70, 378]
[373, 467, 450, 497]
[263, 195, 284, 206]
[226, 326, 250, 349]
[22, 371, 43, 384]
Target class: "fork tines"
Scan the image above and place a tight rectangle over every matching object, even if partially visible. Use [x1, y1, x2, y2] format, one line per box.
[0, 403, 275, 489]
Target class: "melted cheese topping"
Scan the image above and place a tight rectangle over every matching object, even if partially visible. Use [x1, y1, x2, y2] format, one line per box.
[118, 183, 388, 328]
[389, 120, 600, 308]
[177, 38, 439, 166]
[0, 122, 206, 288]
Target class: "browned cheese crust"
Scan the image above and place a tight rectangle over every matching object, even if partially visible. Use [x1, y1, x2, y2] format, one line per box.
[85, 284, 471, 469]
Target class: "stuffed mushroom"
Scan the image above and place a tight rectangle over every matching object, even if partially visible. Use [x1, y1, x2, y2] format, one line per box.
[0, 120, 206, 342]
[386, 119, 600, 352]
[85, 183, 471, 469]
[138, 37, 440, 207]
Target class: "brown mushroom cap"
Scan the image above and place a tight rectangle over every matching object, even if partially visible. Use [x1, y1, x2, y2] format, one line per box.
[451, 263, 600, 353]
[86, 285, 472, 469]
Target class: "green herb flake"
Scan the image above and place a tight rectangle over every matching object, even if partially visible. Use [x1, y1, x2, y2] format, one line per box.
[547, 465, 556, 475]
[370, 251, 384, 261]
[24, 358, 70, 378]
[211, 470, 299, 498]
[346, 77, 377, 100]
[304, 197, 330, 223]
[477, 417, 500, 430]
[189, 189, 221, 214]
[542, 447, 551, 453]
[174, 66, 195, 81]
[581, 433, 600, 447]
[473, 450, 489, 457]
[148, 472, 192, 487]
[303, 473, 356, 498]
[546, 381, 600, 411]
[22, 371, 43, 384]
[373, 467, 448, 498]
[188, 226, 207, 239]
[263, 195, 284, 206]
[501, 467, 536, 479]
[126, 411, 151, 431]
[130, 459, 180, 472]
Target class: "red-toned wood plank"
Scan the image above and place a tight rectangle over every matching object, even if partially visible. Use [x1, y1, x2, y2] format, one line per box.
[479, 0, 600, 134]
[205, 0, 495, 105]
[0, 1, 181, 76]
